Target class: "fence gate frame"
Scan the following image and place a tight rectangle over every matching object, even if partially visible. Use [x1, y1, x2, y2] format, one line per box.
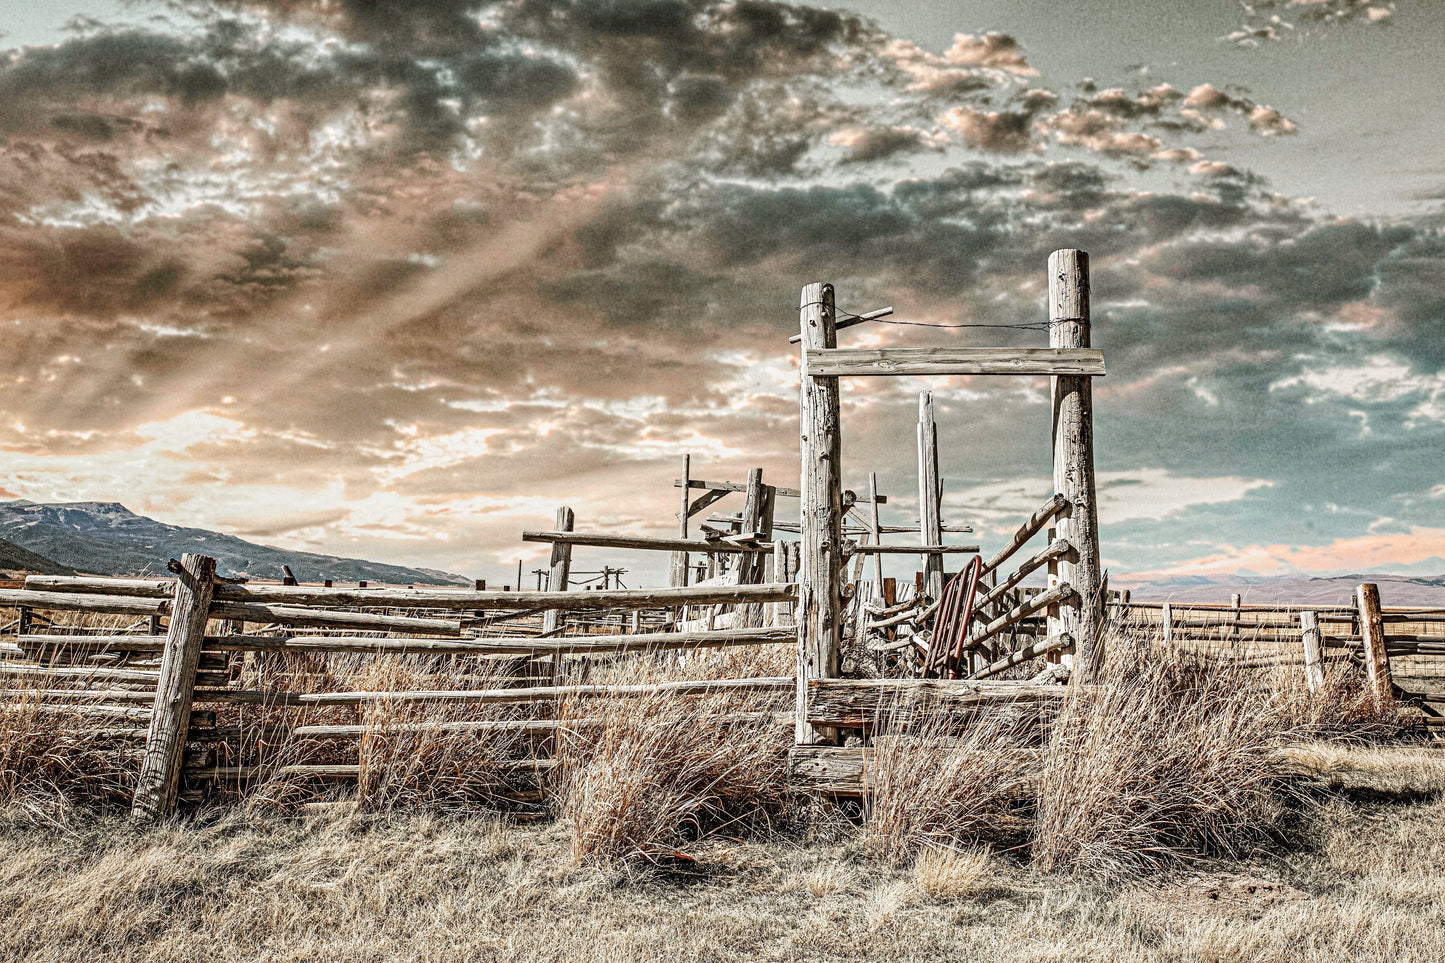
[795, 249, 1106, 744]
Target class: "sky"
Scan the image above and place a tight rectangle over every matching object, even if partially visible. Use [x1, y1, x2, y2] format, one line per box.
[0, 0, 1440, 587]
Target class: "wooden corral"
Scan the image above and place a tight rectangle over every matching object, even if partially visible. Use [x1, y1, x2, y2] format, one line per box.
[0, 248, 1438, 816]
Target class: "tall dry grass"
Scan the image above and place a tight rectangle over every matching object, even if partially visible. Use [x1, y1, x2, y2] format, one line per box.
[857, 709, 1039, 866]
[554, 643, 793, 865]
[1031, 636, 1293, 877]
[0, 695, 138, 812]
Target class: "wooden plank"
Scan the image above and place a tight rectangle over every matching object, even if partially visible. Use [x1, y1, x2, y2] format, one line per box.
[208, 601, 461, 636]
[848, 543, 980, 555]
[202, 625, 793, 656]
[26, 577, 797, 613]
[805, 346, 1105, 378]
[786, 305, 894, 344]
[674, 478, 888, 505]
[184, 676, 794, 707]
[522, 531, 773, 554]
[968, 583, 1075, 650]
[975, 538, 1071, 612]
[789, 745, 876, 796]
[806, 677, 1067, 729]
[797, 280, 845, 745]
[980, 494, 1069, 576]
[1357, 582, 1393, 702]
[133, 553, 215, 821]
[1049, 250, 1103, 682]
[0, 588, 171, 617]
[971, 633, 1073, 680]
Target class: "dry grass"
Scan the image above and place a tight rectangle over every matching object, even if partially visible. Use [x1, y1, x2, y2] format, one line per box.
[1032, 637, 1295, 878]
[2, 772, 1445, 962]
[554, 644, 793, 865]
[913, 846, 992, 899]
[857, 707, 1039, 865]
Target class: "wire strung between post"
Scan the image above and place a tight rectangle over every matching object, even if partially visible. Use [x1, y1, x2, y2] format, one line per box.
[796, 302, 1081, 333]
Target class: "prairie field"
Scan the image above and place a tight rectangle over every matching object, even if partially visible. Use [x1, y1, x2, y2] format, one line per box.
[3, 616, 1445, 963]
[2, 743, 1445, 963]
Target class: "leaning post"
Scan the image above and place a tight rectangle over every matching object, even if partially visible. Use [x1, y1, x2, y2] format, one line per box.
[916, 391, 944, 601]
[1048, 249, 1103, 681]
[132, 552, 215, 821]
[1356, 582, 1393, 704]
[797, 281, 844, 745]
[670, 454, 691, 588]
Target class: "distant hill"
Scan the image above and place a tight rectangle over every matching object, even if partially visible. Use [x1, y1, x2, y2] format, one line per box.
[0, 501, 469, 585]
[1115, 572, 1445, 606]
[0, 535, 76, 576]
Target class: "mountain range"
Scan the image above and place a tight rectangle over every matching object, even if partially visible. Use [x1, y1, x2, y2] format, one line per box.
[1114, 572, 1445, 606]
[0, 500, 469, 585]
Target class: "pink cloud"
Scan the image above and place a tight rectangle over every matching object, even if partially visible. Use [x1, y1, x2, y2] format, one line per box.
[1122, 527, 1445, 581]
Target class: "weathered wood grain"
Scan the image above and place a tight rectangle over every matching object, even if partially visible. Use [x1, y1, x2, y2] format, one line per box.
[133, 553, 214, 821]
[805, 346, 1105, 378]
[805, 677, 1067, 729]
[797, 281, 844, 744]
[1048, 250, 1103, 681]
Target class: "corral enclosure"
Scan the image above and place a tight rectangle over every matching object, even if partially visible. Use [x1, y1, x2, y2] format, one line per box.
[0, 249, 1441, 820]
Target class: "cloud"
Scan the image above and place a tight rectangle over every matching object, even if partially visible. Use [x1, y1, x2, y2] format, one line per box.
[0, 0, 1436, 583]
[1230, 1, 1398, 46]
[1122, 526, 1445, 580]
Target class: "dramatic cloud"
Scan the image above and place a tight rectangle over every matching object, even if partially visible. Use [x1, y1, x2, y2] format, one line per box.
[0, 0, 1438, 584]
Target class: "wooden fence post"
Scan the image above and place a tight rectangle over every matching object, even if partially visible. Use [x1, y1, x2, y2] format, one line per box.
[541, 506, 574, 636]
[797, 281, 843, 745]
[867, 472, 886, 590]
[1356, 582, 1393, 703]
[733, 468, 766, 586]
[670, 454, 691, 588]
[1300, 610, 1324, 693]
[1228, 593, 1242, 649]
[916, 391, 944, 600]
[1161, 601, 1173, 644]
[132, 553, 215, 821]
[1049, 249, 1103, 681]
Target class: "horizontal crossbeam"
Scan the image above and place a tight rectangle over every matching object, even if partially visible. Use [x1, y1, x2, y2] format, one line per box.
[805, 347, 1105, 378]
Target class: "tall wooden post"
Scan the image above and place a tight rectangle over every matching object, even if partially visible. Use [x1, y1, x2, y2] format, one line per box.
[540, 506, 574, 637]
[916, 391, 944, 600]
[1228, 593, 1242, 649]
[733, 468, 765, 585]
[868, 472, 885, 590]
[670, 454, 691, 587]
[1356, 582, 1393, 703]
[1300, 610, 1324, 693]
[797, 281, 843, 745]
[133, 553, 215, 821]
[1048, 249, 1103, 681]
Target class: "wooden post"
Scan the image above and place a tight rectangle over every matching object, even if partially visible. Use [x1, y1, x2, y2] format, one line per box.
[132, 553, 215, 821]
[733, 468, 765, 586]
[670, 454, 691, 587]
[1300, 610, 1324, 693]
[1228, 593, 1242, 649]
[1048, 249, 1102, 681]
[868, 472, 885, 590]
[1356, 582, 1393, 703]
[1161, 601, 1173, 644]
[916, 392, 944, 600]
[540, 506, 574, 637]
[797, 281, 843, 745]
